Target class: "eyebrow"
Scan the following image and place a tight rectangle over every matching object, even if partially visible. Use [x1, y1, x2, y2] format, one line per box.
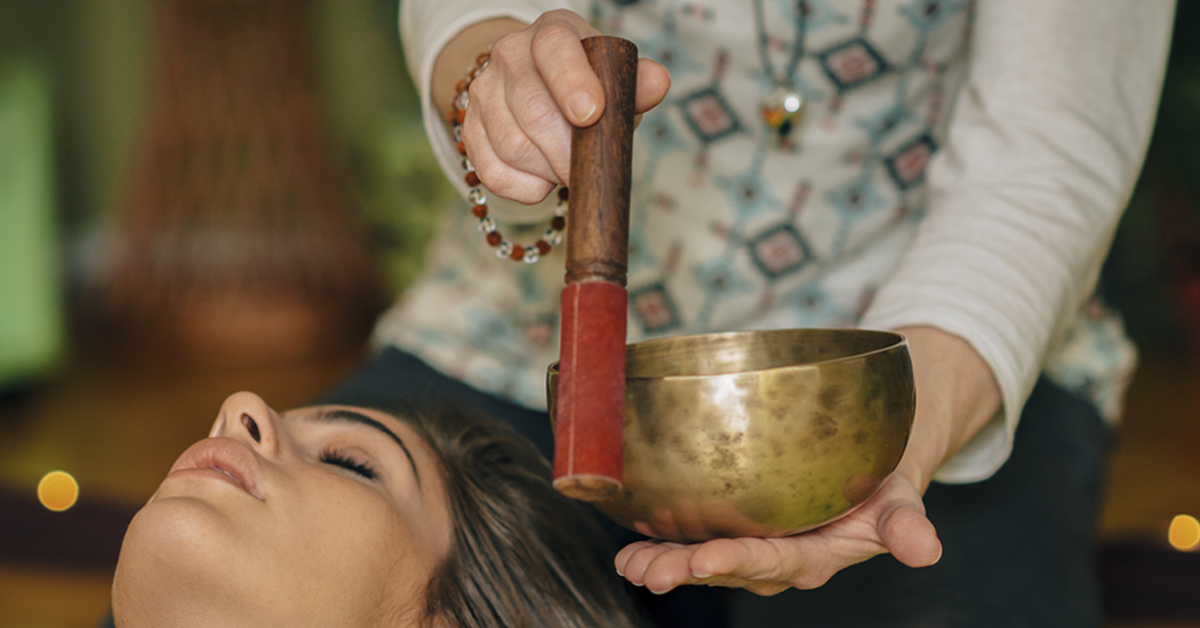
[315, 409, 420, 486]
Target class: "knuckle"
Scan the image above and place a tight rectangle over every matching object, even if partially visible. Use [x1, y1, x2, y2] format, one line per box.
[460, 117, 484, 149]
[529, 22, 578, 57]
[518, 181, 554, 205]
[472, 159, 505, 190]
[465, 78, 492, 113]
[518, 95, 562, 132]
[490, 133, 536, 169]
[535, 9, 581, 28]
[487, 32, 523, 62]
[490, 124, 532, 162]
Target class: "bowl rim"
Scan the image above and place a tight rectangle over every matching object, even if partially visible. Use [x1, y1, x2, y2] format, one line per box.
[547, 328, 908, 381]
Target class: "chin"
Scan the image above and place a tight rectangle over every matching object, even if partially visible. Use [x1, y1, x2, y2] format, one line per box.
[113, 498, 261, 627]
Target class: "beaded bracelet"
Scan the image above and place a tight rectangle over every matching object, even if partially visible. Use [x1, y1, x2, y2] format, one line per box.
[449, 52, 568, 264]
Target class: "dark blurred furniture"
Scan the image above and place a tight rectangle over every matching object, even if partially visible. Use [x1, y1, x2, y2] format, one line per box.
[98, 0, 384, 365]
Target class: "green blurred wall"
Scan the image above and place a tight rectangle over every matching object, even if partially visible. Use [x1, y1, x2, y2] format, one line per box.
[0, 60, 66, 386]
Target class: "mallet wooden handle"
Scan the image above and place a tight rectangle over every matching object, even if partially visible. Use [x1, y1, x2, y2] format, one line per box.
[553, 36, 638, 501]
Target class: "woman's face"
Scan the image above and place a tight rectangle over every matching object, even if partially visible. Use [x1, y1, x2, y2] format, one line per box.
[112, 392, 452, 627]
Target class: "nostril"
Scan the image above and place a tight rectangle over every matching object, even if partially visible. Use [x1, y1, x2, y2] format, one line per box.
[241, 413, 261, 443]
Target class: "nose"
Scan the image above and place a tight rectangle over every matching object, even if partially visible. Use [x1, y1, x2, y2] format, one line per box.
[212, 392, 282, 459]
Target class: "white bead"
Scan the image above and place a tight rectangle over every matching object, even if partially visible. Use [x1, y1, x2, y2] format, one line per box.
[468, 188, 486, 205]
[477, 217, 496, 233]
[496, 242, 513, 258]
[523, 247, 540, 264]
[544, 229, 563, 246]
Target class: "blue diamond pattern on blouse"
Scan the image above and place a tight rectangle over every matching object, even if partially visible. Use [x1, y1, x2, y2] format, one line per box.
[747, 223, 815, 279]
[693, 256, 755, 298]
[782, 281, 837, 325]
[856, 105, 910, 142]
[884, 133, 937, 191]
[828, 178, 885, 221]
[630, 282, 683, 334]
[817, 38, 890, 91]
[640, 109, 686, 156]
[718, 168, 776, 219]
[678, 87, 743, 144]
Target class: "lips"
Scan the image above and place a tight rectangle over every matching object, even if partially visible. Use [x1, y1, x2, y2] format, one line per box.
[168, 437, 265, 500]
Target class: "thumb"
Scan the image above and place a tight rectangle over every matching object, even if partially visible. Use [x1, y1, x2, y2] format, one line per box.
[635, 59, 671, 114]
[878, 498, 942, 568]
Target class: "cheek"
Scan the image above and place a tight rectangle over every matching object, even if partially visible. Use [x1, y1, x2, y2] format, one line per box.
[267, 478, 440, 620]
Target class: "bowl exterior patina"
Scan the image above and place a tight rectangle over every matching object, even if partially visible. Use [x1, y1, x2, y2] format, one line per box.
[547, 329, 915, 542]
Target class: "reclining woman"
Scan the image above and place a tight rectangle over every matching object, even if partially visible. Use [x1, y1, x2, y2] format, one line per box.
[109, 390, 648, 628]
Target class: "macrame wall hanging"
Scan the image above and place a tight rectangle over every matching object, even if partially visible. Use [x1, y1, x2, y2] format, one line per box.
[101, 0, 384, 364]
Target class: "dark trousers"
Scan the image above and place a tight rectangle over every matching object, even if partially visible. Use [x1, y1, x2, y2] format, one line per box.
[321, 347, 1112, 628]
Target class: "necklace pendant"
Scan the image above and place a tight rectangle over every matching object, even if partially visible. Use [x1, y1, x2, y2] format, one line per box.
[760, 87, 804, 140]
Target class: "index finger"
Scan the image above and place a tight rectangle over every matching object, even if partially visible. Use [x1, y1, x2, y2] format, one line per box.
[529, 21, 605, 127]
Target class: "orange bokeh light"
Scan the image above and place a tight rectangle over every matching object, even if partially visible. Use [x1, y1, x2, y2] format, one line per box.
[1168, 514, 1200, 551]
[37, 470, 79, 512]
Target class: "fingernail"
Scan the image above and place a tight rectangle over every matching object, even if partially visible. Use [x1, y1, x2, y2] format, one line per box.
[616, 567, 624, 577]
[691, 570, 711, 579]
[648, 587, 671, 596]
[569, 92, 597, 123]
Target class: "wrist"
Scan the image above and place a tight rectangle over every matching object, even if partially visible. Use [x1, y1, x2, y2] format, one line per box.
[893, 326, 1002, 492]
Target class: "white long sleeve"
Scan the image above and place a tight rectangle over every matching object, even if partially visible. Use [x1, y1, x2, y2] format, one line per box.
[860, 0, 1175, 482]
[400, 0, 589, 223]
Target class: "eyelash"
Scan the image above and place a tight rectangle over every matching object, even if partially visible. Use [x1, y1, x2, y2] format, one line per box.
[319, 448, 377, 480]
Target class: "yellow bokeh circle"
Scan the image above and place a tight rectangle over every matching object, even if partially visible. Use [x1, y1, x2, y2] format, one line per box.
[1168, 514, 1200, 551]
[37, 470, 79, 512]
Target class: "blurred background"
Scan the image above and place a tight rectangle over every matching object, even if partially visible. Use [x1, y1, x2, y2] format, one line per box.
[0, 1, 1197, 626]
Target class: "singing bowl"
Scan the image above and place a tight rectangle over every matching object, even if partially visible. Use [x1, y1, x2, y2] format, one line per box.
[547, 329, 915, 542]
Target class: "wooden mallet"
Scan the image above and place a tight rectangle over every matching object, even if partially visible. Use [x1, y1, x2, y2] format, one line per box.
[553, 36, 638, 501]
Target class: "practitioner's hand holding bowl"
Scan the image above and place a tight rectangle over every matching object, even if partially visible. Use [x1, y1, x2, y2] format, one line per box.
[613, 327, 1000, 596]
[614, 470, 940, 596]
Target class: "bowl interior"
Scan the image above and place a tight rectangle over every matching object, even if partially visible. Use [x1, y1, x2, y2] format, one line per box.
[617, 328, 905, 377]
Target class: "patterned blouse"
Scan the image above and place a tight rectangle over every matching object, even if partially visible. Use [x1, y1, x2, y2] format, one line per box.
[385, 0, 1173, 481]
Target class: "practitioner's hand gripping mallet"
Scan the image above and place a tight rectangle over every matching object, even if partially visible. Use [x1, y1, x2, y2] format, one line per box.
[553, 36, 638, 501]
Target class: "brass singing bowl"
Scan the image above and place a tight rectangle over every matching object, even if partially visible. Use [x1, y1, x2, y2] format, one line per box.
[547, 329, 915, 542]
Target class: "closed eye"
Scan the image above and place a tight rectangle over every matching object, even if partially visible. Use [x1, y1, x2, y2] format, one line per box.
[319, 447, 377, 480]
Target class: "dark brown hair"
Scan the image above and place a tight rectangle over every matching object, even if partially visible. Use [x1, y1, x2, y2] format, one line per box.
[391, 402, 648, 628]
